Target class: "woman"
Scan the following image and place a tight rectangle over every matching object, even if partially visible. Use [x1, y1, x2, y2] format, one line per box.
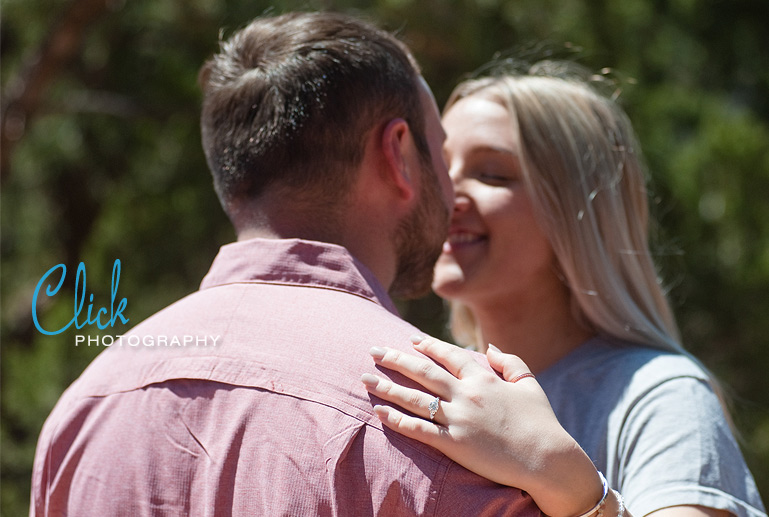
[360, 63, 765, 517]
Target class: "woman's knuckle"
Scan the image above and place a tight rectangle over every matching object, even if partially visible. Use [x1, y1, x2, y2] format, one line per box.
[379, 379, 393, 395]
[407, 391, 423, 407]
[417, 360, 433, 377]
[383, 349, 400, 363]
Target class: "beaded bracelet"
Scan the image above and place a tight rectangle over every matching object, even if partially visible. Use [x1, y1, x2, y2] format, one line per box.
[614, 489, 626, 516]
[572, 471, 609, 517]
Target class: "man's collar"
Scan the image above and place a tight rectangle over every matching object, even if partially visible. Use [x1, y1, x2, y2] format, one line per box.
[200, 238, 400, 315]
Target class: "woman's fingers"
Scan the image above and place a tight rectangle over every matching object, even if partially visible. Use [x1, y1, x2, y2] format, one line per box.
[361, 372, 446, 424]
[486, 344, 536, 384]
[411, 335, 486, 379]
[372, 404, 446, 447]
[369, 345, 455, 394]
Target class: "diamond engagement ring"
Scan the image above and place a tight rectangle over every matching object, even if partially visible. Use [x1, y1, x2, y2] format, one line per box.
[428, 396, 440, 420]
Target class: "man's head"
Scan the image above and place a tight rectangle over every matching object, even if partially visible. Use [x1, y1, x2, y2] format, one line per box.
[199, 11, 430, 225]
[199, 12, 450, 298]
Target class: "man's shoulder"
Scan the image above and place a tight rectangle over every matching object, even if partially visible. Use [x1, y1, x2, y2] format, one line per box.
[33, 282, 540, 516]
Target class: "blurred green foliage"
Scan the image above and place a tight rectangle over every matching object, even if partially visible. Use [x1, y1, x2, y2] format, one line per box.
[2, 0, 768, 514]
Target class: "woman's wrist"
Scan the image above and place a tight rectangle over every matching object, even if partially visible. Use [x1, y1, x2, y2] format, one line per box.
[523, 431, 606, 517]
[569, 483, 629, 517]
[571, 471, 608, 517]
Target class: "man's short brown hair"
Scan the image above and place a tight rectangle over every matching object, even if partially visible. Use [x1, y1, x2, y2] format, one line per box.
[199, 11, 429, 217]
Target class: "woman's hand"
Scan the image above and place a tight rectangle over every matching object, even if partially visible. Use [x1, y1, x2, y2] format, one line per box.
[361, 335, 605, 517]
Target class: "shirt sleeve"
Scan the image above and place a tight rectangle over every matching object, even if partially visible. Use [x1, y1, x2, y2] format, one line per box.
[616, 375, 766, 517]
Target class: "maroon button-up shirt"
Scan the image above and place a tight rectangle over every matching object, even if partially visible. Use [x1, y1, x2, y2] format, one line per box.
[31, 238, 540, 516]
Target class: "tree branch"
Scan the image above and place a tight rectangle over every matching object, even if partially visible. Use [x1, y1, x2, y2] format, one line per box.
[1, 0, 116, 183]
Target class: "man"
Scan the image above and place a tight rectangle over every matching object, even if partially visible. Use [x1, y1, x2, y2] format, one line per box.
[31, 12, 539, 516]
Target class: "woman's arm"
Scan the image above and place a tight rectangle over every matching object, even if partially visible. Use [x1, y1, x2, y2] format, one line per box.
[650, 507, 731, 517]
[361, 335, 628, 517]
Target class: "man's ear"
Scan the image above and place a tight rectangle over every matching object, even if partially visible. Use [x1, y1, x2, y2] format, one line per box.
[380, 118, 417, 202]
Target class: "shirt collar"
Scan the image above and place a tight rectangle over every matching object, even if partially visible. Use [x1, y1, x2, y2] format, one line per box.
[200, 238, 400, 315]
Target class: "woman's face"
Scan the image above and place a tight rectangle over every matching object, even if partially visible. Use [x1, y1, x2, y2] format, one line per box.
[432, 95, 558, 306]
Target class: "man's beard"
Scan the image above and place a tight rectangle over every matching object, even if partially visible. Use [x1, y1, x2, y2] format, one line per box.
[389, 160, 450, 300]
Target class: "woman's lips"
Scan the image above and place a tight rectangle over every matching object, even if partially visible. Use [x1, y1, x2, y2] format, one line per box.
[443, 231, 486, 253]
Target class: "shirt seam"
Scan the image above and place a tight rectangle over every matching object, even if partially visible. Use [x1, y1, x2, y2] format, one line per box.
[72, 362, 446, 467]
[430, 457, 455, 516]
[615, 374, 715, 476]
[201, 279, 388, 310]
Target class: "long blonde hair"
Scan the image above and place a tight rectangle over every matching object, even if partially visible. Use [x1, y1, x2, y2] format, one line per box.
[446, 63, 685, 355]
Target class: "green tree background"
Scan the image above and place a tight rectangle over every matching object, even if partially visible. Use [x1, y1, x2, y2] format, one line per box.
[2, 0, 768, 514]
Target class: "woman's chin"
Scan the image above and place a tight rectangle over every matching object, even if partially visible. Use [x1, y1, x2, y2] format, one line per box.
[432, 271, 469, 301]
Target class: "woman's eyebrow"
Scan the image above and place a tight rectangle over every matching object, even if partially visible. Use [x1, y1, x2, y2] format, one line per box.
[468, 145, 518, 158]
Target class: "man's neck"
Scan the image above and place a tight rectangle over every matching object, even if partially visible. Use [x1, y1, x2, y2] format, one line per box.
[236, 220, 397, 295]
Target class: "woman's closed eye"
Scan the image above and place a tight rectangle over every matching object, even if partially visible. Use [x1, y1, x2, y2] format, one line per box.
[477, 171, 517, 185]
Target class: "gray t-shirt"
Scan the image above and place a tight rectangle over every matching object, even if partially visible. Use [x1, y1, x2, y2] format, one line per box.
[537, 337, 766, 517]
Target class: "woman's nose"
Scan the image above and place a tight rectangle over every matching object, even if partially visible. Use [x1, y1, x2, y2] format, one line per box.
[452, 192, 472, 214]
[448, 166, 473, 214]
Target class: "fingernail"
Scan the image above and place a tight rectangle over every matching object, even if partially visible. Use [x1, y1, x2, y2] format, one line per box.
[487, 343, 501, 353]
[360, 373, 379, 387]
[369, 346, 386, 360]
[373, 405, 393, 421]
[410, 335, 425, 345]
